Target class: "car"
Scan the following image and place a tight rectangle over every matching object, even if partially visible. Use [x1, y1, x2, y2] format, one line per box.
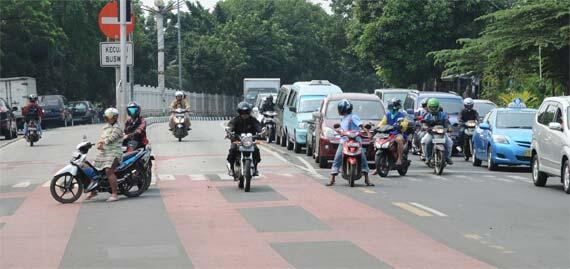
[472, 105, 537, 170]
[69, 101, 98, 124]
[274, 84, 292, 146]
[473, 99, 497, 121]
[403, 91, 464, 154]
[374, 88, 414, 107]
[531, 96, 570, 194]
[39, 95, 72, 126]
[307, 93, 385, 168]
[281, 80, 343, 153]
[0, 97, 18, 139]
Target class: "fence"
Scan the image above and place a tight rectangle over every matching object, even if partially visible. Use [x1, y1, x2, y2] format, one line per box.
[133, 85, 240, 117]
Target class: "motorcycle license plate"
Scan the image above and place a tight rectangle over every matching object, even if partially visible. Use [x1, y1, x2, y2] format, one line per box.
[28, 127, 37, 131]
[524, 149, 531, 157]
[432, 138, 445, 144]
[347, 143, 360, 147]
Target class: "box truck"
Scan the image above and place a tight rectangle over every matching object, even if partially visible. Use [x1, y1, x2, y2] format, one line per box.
[243, 78, 280, 105]
[0, 77, 38, 125]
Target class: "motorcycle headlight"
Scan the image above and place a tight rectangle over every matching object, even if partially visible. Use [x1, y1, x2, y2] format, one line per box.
[297, 122, 308, 129]
[242, 136, 254, 147]
[71, 151, 81, 159]
[492, 135, 509, 144]
[323, 127, 336, 138]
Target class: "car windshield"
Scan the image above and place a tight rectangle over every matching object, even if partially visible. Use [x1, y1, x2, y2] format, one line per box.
[41, 96, 61, 106]
[474, 102, 496, 118]
[567, 108, 570, 130]
[72, 102, 87, 110]
[382, 92, 408, 105]
[326, 100, 385, 120]
[496, 111, 535, 129]
[298, 96, 324, 113]
[421, 97, 462, 114]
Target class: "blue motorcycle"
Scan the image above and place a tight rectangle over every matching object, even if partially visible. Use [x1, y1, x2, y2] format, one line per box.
[49, 141, 152, 203]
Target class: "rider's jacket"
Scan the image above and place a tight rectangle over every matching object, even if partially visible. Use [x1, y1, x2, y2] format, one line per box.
[170, 99, 190, 110]
[22, 103, 44, 121]
[458, 108, 479, 123]
[228, 115, 262, 141]
[415, 108, 428, 119]
[379, 111, 409, 135]
[260, 101, 275, 113]
[423, 111, 450, 128]
[125, 117, 148, 147]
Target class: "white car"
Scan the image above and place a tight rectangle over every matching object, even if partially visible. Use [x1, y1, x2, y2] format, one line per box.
[531, 96, 570, 194]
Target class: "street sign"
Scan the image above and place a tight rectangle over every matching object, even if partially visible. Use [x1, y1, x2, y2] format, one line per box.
[100, 42, 133, 67]
[98, 1, 135, 39]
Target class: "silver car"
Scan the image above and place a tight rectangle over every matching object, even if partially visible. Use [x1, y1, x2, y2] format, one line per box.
[531, 96, 570, 194]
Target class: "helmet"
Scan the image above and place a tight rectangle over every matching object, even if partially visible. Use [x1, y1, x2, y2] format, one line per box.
[337, 99, 353, 115]
[267, 95, 274, 101]
[28, 94, 38, 102]
[427, 98, 440, 114]
[420, 98, 428, 108]
[175, 91, 184, 99]
[127, 101, 141, 118]
[237, 101, 252, 115]
[387, 98, 402, 112]
[104, 107, 119, 120]
[252, 107, 259, 113]
[463, 98, 474, 109]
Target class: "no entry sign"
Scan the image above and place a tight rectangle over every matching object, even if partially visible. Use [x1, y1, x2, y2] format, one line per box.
[98, 1, 135, 39]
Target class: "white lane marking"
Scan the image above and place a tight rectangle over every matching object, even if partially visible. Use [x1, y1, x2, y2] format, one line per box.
[151, 160, 157, 185]
[158, 174, 175, 181]
[190, 174, 207, 181]
[258, 145, 291, 165]
[297, 156, 318, 175]
[508, 175, 528, 181]
[493, 178, 514, 183]
[429, 175, 449, 181]
[393, 202, 433, 217]
[218, 174, 234, 180]
[42, 180, 51, 187]
[12, 181, 31, 188]
[358, 187, 376, 194]
[410, 202, 448, 217]
[402, 176, 420, 182]
[281, 173, 293, 177]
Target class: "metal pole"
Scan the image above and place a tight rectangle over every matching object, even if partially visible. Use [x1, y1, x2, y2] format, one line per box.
[177, 0, 182, 91]
[119, 0, 127, 125]
[538, 45, 543, 80]
[156, 11, 166, 109]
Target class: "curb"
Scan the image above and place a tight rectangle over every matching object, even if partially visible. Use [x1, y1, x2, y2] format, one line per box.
[0, 136, 24, 149]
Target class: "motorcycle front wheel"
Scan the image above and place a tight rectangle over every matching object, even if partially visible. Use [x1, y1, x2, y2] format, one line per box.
[348, 162, 358, 187]
[434, 150, 445, 175]
[375, 154, 390, 178]
[50, 173, 84, 204]
[243, 159, 252, 192]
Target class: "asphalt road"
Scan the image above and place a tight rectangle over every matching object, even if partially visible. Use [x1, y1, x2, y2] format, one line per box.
[0, 120, 568, 269]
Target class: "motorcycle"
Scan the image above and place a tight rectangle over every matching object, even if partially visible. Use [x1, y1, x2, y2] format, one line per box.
[25, 120, 40, 147]
[373, 124, 411, 177]
[427, 125, 447, 175]
[122, 138, 154, 191]
[333, 123, 369, 187]
[49, 141, 152, 203]
[462, 120, 478, 161]
[226, 129, 259, 192]
[411, 116, 428, 156]
[261, 111, 277, 143]
[172, 108, 189, 142]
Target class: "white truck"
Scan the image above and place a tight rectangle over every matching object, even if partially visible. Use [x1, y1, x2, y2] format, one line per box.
[243, 78, 280, 105]
[0, 77, 38, 125]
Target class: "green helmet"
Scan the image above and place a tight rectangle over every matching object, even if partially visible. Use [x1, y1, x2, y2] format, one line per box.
[427, 98, 440, 114]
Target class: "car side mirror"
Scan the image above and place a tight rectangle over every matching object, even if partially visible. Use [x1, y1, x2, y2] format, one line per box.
[548, 122, 562, 131]
[479, 123, 490, 130]
[289, 106, 297, 113]
[312, 111, 321, 119]
[406, 109, 414, 115]
[12, 106, 17, 111]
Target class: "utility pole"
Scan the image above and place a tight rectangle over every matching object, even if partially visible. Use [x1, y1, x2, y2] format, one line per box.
[177, 0, 182, 91]
[538, 45, 543, 80]
[119, 0, 128, 125]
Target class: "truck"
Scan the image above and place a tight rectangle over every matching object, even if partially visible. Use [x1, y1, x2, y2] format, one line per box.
[0, 77, 38, 127]
[243, 78, 280, 105]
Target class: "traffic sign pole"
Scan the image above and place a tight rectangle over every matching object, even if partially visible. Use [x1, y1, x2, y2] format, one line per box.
[119, 0, 127, 125]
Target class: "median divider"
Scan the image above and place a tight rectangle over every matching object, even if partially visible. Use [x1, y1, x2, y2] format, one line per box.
[145, 116, 232, 126]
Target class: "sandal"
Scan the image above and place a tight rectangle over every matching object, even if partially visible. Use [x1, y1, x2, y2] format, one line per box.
[365, 182, 375, 187]
[85, 192, 98, 200]
[106, 196, 119, 202]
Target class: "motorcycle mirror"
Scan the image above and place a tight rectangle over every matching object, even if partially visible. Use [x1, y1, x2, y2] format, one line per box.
[333, 123, 341, 129]
[364, 124, 372, 130]
[82, 135, 87, 142]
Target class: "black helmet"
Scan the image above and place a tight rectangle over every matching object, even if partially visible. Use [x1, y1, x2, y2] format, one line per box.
[127, 101, 141, 118]
[267, 95, 274, 101]
[28, 94, 38, 102]
[337, 99, 353, 115]
[388, 98, 402, 110]
[237, 101, 252, 115]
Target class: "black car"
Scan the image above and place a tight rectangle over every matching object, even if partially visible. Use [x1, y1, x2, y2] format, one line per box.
[0, 97, 18, 139]
[69, 101, 98, 124]
[39, 95, 72, 126]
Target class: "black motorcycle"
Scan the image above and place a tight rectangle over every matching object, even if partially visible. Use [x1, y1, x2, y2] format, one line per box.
[461, 120, 477, 161]
[226, 130, 259, 192]
[261, 111, 277, 143]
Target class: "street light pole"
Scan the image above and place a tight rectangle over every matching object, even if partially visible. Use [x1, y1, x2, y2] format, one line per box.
[177, 0, 182, 91]
[119, 0, 127, 125]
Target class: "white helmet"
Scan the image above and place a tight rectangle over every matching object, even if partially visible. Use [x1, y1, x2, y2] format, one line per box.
[175, 91, 184, 98]
[104, 107, 119, 119]
[463, 98, 474, 107]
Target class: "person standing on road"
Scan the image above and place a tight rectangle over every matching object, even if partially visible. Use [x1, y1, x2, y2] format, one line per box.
[421, 98, 454, 165]
[86, 108, 123, 202]
[124, 101, 148, 151]
[226, 102, 263, 178]
[326, 99, 373, 187]
[169, 91, 191, 131]
[22, 94, 44, 138]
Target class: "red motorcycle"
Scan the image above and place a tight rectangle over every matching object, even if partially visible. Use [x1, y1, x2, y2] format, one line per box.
[333, 123, 370, 187]
[374, 124, 411, 177]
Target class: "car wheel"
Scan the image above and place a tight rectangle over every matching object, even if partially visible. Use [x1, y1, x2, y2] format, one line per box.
[562, 160, 569, 194]
[286, 134, 294, 150]
[275, 132, 281, 145]
[293, 137, 302, 153]
[487, 146, 498, 171]
[472, 142, 482, 167]
[280, 130, 287, 147]
[306, 139, 313, 156]
[532, 154, 548, 187]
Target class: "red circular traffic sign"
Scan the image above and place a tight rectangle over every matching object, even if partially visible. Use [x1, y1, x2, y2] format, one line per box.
[98, 1, 135, 40]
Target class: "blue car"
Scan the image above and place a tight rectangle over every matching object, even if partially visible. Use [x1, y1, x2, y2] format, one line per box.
[472, 107, 537, 170]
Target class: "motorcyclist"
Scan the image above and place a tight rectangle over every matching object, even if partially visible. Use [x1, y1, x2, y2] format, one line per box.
[458, 98, 480, 124]
[22, 94, 44, 138]
[123, 101, 148, 151]
[415, 99, 429, 119]
[169, 91, 191, 131]
[377, 98, 409, 166]
[421, 98, 454, 165]
[87, 108, 123, 202]
[226, 102, 263, 178]
[260, 95, 275, 113]
[326, 99, 373, 187]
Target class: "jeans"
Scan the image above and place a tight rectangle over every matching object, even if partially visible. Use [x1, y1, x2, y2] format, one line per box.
[24, 120, 42, 137]
[422, 133, 453, 160]
[331, 142, 369, 175]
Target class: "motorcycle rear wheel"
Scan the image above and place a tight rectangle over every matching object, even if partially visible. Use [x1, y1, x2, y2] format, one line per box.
[50, 173, 83, 204]
[397, 161, 409, 176]
[120, 175, 145, 198]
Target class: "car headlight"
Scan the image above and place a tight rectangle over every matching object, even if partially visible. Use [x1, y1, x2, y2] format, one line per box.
[323, 127, 336, 138]
[297, 122, 308, 129]
[492, 135, 509, 144]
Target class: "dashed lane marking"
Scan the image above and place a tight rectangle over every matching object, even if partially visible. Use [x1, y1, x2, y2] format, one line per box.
[42, 180, 51, 188]
[12, 181, 31, 188]
[508, 175, 528, 181]
[402, 176, 421, 182]
[217, 173, 234, 181]
[190, 174, 208, 181]
[463, 233, 482, 240]
[429, 175, 449, 181]
[158, 174, 175, 181]
[393, 202, 433, 217]
[410, 202, 448, 217]
[358, 187, 376, 194]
